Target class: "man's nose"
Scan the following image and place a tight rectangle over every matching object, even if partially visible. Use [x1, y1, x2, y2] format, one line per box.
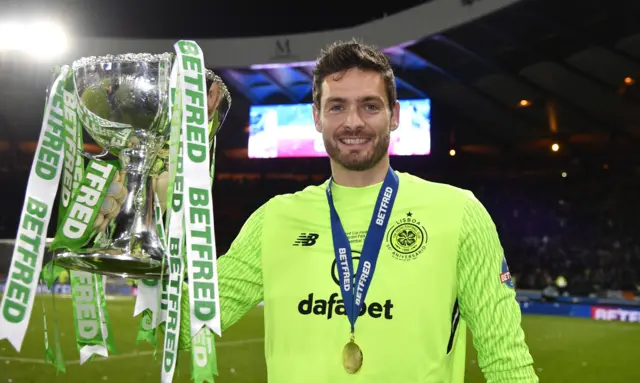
[343, 106, 365, 129]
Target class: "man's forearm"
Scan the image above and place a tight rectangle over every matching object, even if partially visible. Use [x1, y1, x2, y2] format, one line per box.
[457, 194, 538, 382]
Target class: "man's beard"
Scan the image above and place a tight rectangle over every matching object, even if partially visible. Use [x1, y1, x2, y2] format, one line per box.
[324, 132, 390, 171]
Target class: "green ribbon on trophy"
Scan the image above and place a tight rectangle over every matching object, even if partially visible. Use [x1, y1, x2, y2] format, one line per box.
[41, 262, 67, 374]
[39, 64, 82, 374]
[133, 193, 168, 347]
[180, 40, 225, 383]
[51, 159, 118, 250]
[159, 58, 186, 381]
[133, 196, 167, 348]
[156, 40, 227, 383]
[70, 270, 117, 363]
[47, 66, 120, 365]
[41, 290, 66, 374]
[0, 65, 71, 353]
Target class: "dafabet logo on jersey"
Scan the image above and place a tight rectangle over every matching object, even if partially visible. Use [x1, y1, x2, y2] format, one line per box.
[297, 252, 395, 320]
[386, 212, 428, 261]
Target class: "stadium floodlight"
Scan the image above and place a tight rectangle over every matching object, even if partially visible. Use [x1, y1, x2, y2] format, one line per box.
[0, 20, 68, 60]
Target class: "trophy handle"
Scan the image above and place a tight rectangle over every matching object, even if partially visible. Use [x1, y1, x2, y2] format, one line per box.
[80, 146, 110, 160]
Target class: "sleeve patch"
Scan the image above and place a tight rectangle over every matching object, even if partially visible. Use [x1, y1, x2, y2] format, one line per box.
[500, 257, 514, 288]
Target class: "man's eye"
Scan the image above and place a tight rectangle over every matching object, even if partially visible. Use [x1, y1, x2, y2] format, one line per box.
[364, 104, 380, 111]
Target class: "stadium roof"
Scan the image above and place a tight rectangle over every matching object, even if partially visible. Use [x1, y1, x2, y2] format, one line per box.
[1, 0, 639, 164]
[214, 0, 640, 159]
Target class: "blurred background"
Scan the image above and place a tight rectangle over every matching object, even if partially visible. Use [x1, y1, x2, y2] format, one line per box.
[1, 0, 639, 382]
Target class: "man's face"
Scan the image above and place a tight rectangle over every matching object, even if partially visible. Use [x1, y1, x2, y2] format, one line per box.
[313, 68, 399, 171]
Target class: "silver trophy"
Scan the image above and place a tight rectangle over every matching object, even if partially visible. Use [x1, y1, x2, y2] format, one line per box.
[55, 53, 174, 279]
[56, 53, 173, 279]
[55, 54, 231, 279]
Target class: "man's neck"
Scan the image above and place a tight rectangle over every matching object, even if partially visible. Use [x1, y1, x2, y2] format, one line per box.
[330, 157, 390, 188]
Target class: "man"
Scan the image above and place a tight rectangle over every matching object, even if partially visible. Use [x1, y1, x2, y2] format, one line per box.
[206, 40, 538, 382]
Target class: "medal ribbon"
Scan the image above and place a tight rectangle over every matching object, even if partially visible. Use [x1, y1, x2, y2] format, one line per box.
[326, 167, 399, 335]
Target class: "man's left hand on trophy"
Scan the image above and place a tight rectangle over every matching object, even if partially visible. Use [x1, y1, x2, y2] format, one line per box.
[152, 69, 220, 215]
[156, 170, 169, 214]
[94, 170, 127, 232]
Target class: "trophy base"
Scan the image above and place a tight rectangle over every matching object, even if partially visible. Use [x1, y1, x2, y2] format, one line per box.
[54, 249, 167, 280]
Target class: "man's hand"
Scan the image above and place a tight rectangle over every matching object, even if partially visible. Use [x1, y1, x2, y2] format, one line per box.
[155, 170, 169, 214]
[94, 170, 127, 232]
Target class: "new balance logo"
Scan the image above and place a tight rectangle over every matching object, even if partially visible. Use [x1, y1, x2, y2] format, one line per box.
[293, 233, 319, 246]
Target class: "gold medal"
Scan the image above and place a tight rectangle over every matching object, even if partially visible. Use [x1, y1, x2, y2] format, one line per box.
[342, 338, 363, 374]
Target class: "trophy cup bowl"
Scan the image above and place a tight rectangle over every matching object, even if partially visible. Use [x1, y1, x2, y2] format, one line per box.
[54, 53, 173, 279]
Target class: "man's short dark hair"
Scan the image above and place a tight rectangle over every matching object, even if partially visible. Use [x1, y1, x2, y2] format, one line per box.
[312, 39, 397, 111]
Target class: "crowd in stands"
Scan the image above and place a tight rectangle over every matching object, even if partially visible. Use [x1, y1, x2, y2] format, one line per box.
[466, 171, 640, 296]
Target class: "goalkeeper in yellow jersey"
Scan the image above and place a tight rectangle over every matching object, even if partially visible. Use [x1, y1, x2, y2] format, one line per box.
[176, 40, 539, 383]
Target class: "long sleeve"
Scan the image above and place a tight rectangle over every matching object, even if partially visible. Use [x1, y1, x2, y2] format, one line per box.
[218, 203, 266, 331]
[457, 194, 538, 383]
[178, 203, 266, 350]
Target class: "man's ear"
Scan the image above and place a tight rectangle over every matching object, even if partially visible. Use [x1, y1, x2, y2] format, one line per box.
[390, 100, 400, 132]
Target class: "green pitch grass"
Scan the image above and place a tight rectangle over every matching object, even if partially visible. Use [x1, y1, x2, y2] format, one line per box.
[1, 296, 639, 382]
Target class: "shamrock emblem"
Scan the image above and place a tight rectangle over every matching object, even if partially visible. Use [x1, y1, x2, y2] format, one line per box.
[397, 229, 416, 247]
